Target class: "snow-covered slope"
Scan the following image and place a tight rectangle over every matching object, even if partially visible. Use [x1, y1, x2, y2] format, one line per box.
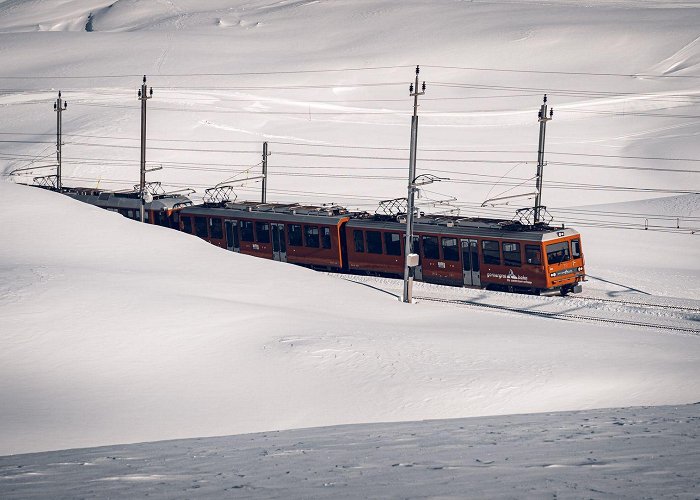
[1, 181, 699, 456]
[0, 0, 699, 468]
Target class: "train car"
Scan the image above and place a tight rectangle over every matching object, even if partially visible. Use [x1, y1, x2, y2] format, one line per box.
[178, 201, 352, 270]
[62, 187, 192, 229]
[345, 214, 585, 295]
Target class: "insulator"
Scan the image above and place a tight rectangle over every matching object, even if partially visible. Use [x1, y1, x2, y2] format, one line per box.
[409, 84, 413, 93]
[422, 81, 426, 92]
[550, 108, 554, 117]
[143, 75, 147, 83]
[149, 87, 153, 97]
[415, 65, 420, 75]
[543, 93, 547, 103]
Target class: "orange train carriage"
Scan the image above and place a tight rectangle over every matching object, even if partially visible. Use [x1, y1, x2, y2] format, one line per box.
[60, 190, 585, 295]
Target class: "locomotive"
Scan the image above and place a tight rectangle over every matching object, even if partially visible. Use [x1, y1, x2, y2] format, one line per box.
[61, 186, 585, 295]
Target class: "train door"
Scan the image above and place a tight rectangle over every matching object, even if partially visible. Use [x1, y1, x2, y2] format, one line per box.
[225, 220, 240, 252]
[461, 239, 481, 286]
[271, 223, 287, 262]
[411, 235, 422, 280]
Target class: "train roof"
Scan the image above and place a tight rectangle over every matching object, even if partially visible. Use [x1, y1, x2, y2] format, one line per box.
[347, 214, 580, 242]
[181, 201, 353, 224]
[63, 187, 192, 211]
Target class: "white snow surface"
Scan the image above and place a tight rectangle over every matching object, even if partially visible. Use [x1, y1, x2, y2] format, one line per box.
[1, 0, 700, 494]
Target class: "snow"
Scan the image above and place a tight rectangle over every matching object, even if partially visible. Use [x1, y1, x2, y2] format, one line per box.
[2, 404, 699, 498]
[1, 0, 700, 495]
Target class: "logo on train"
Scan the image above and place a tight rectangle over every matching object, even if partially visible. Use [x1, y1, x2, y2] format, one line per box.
[486, 269, 532, 284]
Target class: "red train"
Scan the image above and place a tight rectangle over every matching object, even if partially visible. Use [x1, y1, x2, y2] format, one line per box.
[63, 187, 585, 295]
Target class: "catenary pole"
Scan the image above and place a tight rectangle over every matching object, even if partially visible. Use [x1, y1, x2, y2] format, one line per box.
[138, 76, 153, 223]
[54, 91, 67, 191]
[262, 141, 268, 203]
[534, 94, 553, 224]
[402, 66, 426, 304]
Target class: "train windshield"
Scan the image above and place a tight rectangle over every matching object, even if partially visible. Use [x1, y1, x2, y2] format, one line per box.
[546, 241, 570, 265]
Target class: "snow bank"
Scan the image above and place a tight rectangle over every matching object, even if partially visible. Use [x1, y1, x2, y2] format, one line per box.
[1, 181, 699, 455]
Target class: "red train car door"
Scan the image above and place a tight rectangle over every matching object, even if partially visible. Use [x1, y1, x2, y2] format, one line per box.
[461, 239, 481, 286]
[225, 220, 240, 252]
[271, 223, 287, 262]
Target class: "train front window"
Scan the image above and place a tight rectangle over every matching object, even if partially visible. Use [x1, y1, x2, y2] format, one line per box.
[353, 230, 365, 253]
[482, 240, 500, 265]
[441, 238, 459, 261]
[422, 236, 439, 260]
[572, 239, 581, 259]
[256, 222, 270, 243]
[525, 245, 541, 265]
[546, 241, 571, 265]
[289, 224, 302, 246]
[195, 216, 208, 238]
[502, 242, 521, 266]
[384, 232, 402, 256]
[366, 231, 383, 254]
[241, 221, 254, 242]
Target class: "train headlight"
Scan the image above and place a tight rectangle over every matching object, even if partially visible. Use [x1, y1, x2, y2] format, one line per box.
[577, 266, 583, 271]
[550, 272, 556, 277]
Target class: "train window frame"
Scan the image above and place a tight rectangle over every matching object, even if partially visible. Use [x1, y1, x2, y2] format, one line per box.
[366, 231, 383, 254]
[441, 237, 459, 261]
[240, 220, 254, 242]
[289, 224, 303, 246]
[195, 216, 208, 238]
[482, 240, 501, 265]
[546, 241, 571, 265]
[321, 227, 332, 249]
[182, 216, 192, 234]
[304, 225, 320, 248]
[210, 218, 223, 240]
[502, 242, 522, 267]
[353, 230, 365, 253]
[384, 232, 402, 256]
[422, 235, 439, 260]
[572, 239, 582, 259]
[525, 245, 542, 265]
[255, 221, 271, 243]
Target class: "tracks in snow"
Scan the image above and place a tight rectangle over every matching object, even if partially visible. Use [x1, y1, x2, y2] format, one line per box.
[333, 274, 700, 336]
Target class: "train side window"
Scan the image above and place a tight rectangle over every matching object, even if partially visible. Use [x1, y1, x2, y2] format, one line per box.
[182, 216, 192, 234]
[144, 211, 150, 222]
[546, 241, 571, 265]
[502, 242, 521, 266]
[353, 230, 365, 253]
[304, 225, 320, 247]
[289, 224, 303, 246]
[384, 232, 402, 256]
[195, 216, 208, 238]
[366, 231, 383, 254]
[482, 240, 501, 265]
[525, 245, 541, 265]
[321, 227, 332, 249]
[572, 239, 581, 259]
[240, 221, 254, 242]
[256, 222, 270, 243]
[210, 218, 223, 239]
[441, 237, 459, 261]
[422, 235, 439, 260]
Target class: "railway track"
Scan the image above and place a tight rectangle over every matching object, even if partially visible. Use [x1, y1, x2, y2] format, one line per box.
[571, 295, 700, 313]
[413, 295, 700, 335]
[334, 275, 700, 335]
